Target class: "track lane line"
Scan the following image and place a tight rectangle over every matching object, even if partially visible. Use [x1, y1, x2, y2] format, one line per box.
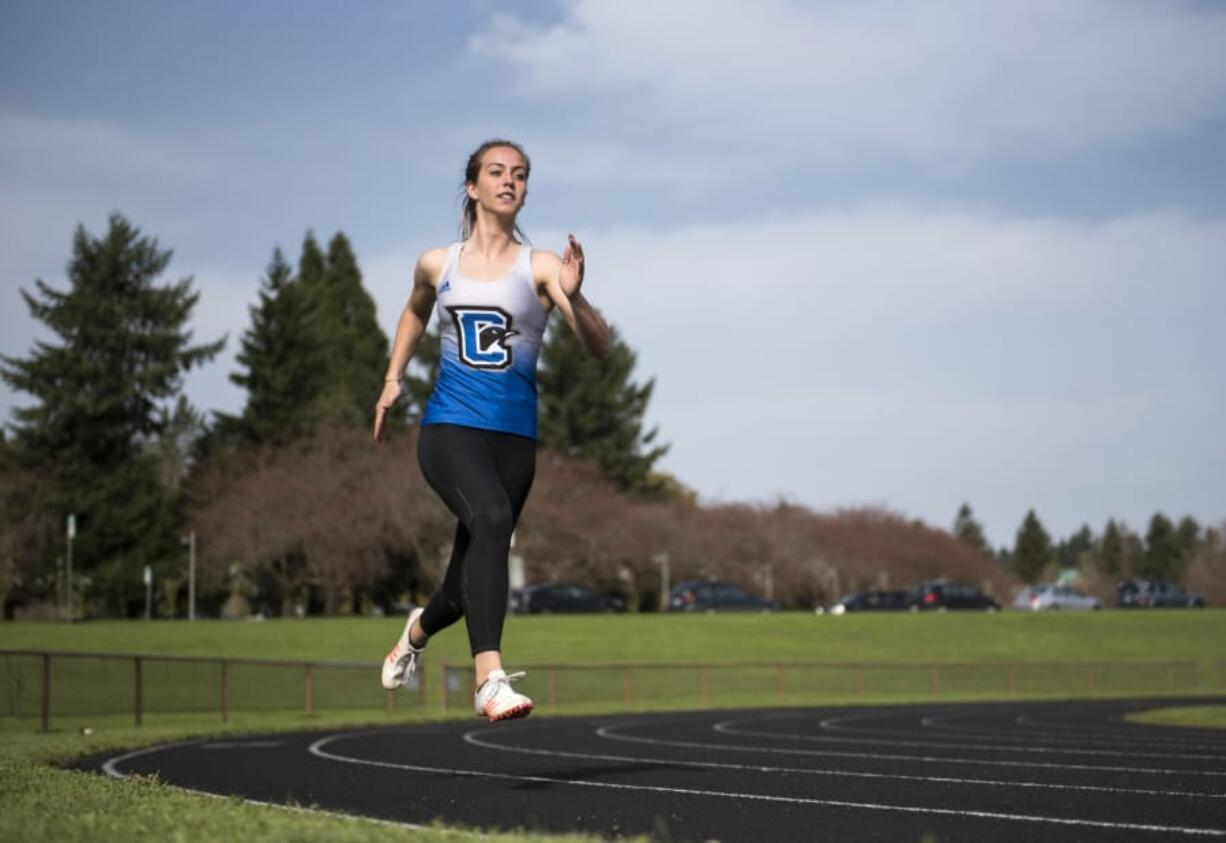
[99, 737, 437, 834]
[308, 730, 1226, 838]
[915, 711, 1226, 749]
[595, 721, 1226, 777]
[459, 725, 1225, 800]
[711, 715, 1225, 761]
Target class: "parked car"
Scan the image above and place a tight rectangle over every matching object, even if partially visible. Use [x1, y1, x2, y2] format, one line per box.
[1116, 579, 1205, 609]
[510, 583, 625, 614]
[1012, 584, 1102, 611]
[908, 579, 999, 612]
[668, 580, 778, 612]
[826, 590, 910, 615]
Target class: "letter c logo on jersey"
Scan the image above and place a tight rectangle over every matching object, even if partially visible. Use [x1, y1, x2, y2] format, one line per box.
[447, 306, 518, 370]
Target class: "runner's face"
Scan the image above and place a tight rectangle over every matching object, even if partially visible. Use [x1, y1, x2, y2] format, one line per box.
[467, 146, 528, 216]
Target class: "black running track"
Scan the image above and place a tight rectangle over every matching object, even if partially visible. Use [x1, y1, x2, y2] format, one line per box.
[76, 697, 1226, 842]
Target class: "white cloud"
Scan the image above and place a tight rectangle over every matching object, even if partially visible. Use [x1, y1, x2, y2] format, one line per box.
[515, 204, 1226, 544]
[471, 0, 1226, 158]
[511, 137, 773, 189]
[0, 112, 210, 187]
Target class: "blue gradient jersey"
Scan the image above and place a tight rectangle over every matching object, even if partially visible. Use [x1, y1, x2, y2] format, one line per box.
[421, 243, 549, 439]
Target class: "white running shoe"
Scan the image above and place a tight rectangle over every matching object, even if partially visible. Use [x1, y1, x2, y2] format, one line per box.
[474, 670, 533, 722]
[381, 607, 425, 690]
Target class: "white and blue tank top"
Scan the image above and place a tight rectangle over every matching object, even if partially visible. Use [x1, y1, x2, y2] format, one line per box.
[421, 242, 549, 439]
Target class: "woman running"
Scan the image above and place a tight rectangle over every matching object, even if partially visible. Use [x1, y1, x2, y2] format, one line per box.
[374, 139, 610, 721]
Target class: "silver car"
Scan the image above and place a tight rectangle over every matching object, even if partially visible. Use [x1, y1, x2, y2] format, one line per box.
[1013, 584, 1102, 611]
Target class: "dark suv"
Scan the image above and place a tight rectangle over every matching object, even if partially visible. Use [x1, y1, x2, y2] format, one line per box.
[668, 580, 778, 612]
[1117, 579, 1205, 608]
[510, 583, 625, 614]
[908, 579, 1000, 612]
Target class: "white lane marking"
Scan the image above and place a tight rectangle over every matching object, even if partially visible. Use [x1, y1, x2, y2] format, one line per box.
[309, 730, 1226, 838]
[714, 715, 1224, 762]
[460, 726, 1225, 800]
[917, 711, 1223, 749]
[595, 722, 1226, 777]
[1017, 711, 1226, 741]
[99, 738, 436, 833]
[101, 738, 204, 778]
[199, 741, 284, 749]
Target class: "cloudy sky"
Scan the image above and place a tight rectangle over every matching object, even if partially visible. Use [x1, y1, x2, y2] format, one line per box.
[2, 1, 1224, 548]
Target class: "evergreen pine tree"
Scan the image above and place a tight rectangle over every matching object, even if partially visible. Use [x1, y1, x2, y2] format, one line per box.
[0, 213, 223, 612]
[1123, 530, 1147, 575]
[298, 231, 326, 289]
[298, 231, 389, 429]
[1175, 516, 1202, 561]
[1011, 509, 1053, 583]
[1056, 524, 1096, 570]
[147, 396, 208, 490]
[537, 322, 669, 496]
[1140, 512, 1182, 580]
[952, 503, 990, 554]
[219, 248, 315, 445]
[1097, 518, 1127, 576]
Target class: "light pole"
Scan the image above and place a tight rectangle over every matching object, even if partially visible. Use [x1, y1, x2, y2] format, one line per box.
[65, 513, 75, 623]
[653, 552, 670, 612]
[143, 564, 153, 621]
[182, 531, 197, 621]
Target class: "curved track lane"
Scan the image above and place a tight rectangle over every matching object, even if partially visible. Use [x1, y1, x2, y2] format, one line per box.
[77, 697, 1226, 842]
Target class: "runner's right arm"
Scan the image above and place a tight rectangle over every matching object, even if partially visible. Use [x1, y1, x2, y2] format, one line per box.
[374, 248, 444, 441]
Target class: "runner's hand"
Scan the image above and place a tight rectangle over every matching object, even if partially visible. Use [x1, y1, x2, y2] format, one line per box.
[373, 380, 401, 442]
[559, 234, 585, 298]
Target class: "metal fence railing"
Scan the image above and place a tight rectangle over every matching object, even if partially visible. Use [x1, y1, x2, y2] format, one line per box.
[2, 649, 1219, 732]
[0, 649, 426, 732]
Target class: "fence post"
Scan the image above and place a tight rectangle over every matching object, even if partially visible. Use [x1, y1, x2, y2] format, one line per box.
[418, 661, 428, 708]
[40, 653, 50, 733]
[133, 657, 143, 727]
[304, 664, 313, 717]
[700, 666, 709, 707]
[1008, 665, 1018, 698]
[930, 665, 940, 696]
[220, 660, 229, 722]
[386, 689, 395, 717]
[548, 666, 557, 708]
[777, 664, 785, 701]
[1086, 666, 1095, 693]
[622, 667, 633, 705]
[853, 664, 864, 697]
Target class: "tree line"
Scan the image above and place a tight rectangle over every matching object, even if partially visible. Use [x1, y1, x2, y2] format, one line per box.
[2, 214, 1219, 618]
[953, 503, 1225, 604]
[0, 214, 673, 618]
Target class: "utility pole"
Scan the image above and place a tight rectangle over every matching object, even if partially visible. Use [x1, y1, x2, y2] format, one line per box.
[653, 552, 670, 612]
[65, 513, 75, 623]
[182, 531, 197, 621]
[144, 565, 153, 621]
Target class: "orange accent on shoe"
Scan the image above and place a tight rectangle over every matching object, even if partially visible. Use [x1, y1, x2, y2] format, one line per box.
[487, 701, 533, 722]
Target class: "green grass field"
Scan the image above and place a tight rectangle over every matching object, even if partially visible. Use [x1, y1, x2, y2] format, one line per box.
[1126, 704, 1226, 729]
[3, 609, 1224, 842]
[3, 607, 1223, 665]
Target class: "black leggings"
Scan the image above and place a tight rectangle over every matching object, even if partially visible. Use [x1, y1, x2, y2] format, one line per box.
[416, 423, 536, 656]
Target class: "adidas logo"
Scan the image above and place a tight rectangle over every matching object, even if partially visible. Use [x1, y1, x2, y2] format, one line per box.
[439, 279, 452, 294]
